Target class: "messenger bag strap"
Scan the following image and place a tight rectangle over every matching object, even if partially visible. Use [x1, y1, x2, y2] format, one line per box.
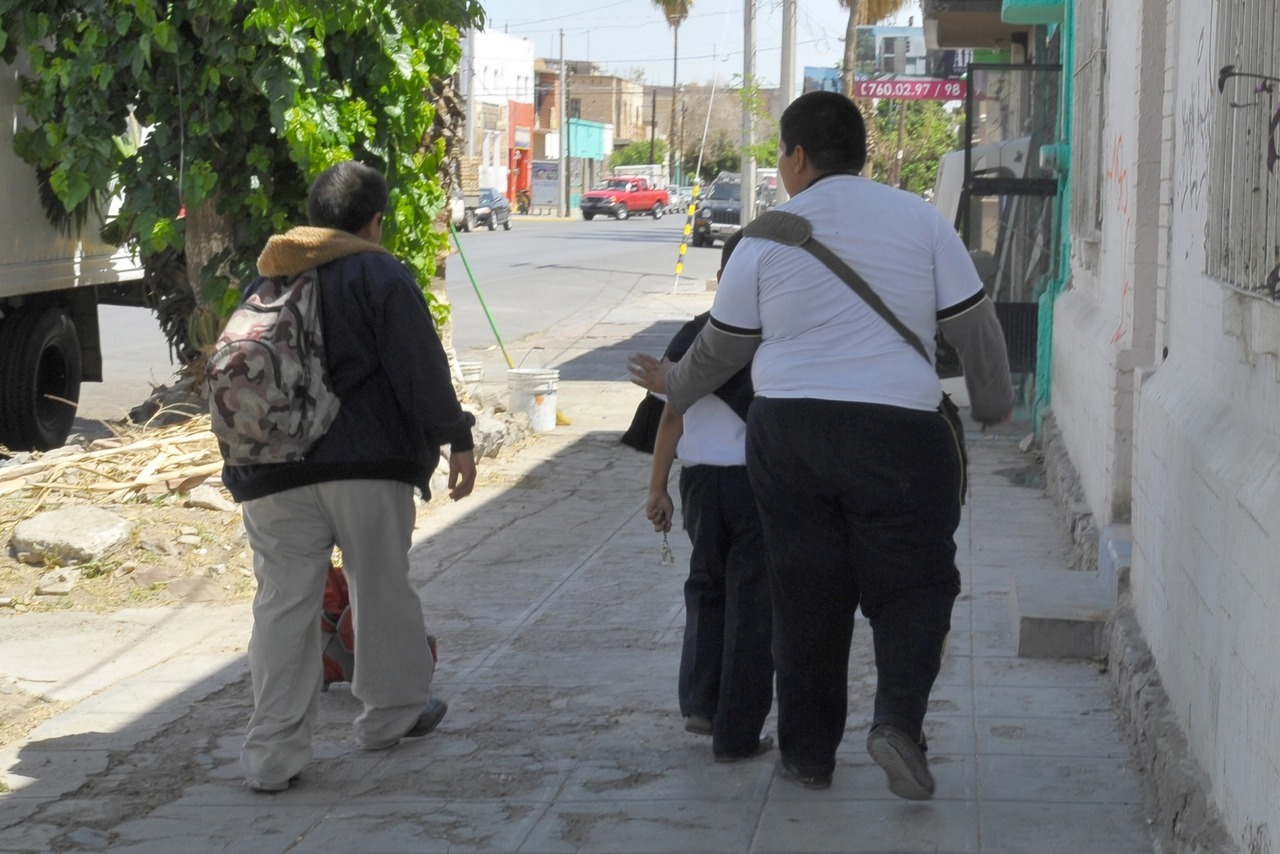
[740, 210, 932, 366]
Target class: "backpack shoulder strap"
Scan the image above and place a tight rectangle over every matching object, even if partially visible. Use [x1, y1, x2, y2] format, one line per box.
[740, 210, 931, 365]
[740, 209, 813, 245]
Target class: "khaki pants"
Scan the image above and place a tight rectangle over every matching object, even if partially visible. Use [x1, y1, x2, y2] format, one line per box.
[239, 479, 434, 785]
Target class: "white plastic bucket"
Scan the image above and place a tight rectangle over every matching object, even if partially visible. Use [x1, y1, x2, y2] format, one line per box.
[458, 361, 484, 385]
[507, 368, 559, 432]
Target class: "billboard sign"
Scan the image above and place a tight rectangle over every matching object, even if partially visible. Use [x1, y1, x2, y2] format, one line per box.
[802, 66, 842, 94]
[854, 77, 967, 101]
[531, 160, 560, 207]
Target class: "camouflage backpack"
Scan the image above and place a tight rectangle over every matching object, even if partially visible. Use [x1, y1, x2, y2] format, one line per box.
[207, 269, 341, 465]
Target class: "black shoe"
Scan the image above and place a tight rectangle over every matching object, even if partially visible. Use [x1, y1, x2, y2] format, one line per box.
[684, 714, 713, 736]
[714, 735, 775, 763]
[776, 758, 833, 790]
[866, 724, 935, 800]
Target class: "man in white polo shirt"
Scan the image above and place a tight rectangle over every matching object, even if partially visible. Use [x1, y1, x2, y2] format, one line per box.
[628, 91, 1013, 799]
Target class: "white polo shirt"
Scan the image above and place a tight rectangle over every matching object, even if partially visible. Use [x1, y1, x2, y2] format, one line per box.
[710, 174, 985, 411]
[653, 392, 748, 467]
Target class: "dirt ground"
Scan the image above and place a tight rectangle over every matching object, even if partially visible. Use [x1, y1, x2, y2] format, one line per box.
[0, 398, 527, 755]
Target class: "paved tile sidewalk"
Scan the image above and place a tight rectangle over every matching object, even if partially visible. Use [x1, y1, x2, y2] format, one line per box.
[1, 374, 1156, 853]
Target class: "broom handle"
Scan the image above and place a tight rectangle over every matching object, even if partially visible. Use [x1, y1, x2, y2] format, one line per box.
[449, 222, 514, 369]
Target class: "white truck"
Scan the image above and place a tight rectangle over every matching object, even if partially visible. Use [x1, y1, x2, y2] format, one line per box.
[0, 58, 147, 451]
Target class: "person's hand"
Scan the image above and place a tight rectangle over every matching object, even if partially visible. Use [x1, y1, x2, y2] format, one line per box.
[627, 353, 670, 394]
[447, 450, 476, 500]
[645, 490, 674, 533]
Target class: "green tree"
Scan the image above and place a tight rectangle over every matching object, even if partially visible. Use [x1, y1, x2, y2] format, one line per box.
[838, 0, 909, 179]
[699, 131, 741, 183]
[738, 79, 778, 170]
[0, 1, 484, 349]
[867, 99, 960, 197]
[610, 139, 669, 172]
[652, 0, 691, 189]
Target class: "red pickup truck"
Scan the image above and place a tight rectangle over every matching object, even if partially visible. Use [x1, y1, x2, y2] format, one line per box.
[580, 177, 670, 221]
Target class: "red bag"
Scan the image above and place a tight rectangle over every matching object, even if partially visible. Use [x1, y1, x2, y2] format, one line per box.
[321, 564, 436, 689]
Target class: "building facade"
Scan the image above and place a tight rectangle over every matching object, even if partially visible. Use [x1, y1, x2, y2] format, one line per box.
[460, 29, 535, 198]
[924, 1, 1280, 850]
[1056, 0, 1280, 848]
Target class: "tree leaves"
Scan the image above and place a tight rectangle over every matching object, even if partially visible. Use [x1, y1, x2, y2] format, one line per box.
[0, 1, 482, 323]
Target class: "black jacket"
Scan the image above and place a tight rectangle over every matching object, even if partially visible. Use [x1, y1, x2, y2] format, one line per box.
[220, 227, 474, 502]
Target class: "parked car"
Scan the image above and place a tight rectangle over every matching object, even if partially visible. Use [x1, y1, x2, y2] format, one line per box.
[692, 174, 742, 247]
[474, 187, 512, 231]
[669, 185, 698, 214]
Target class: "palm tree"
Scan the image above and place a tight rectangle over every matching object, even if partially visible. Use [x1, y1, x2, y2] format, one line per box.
[838, 0, 909, 96]
[838, 0, 910, 179]
[653, 0, 692, 185]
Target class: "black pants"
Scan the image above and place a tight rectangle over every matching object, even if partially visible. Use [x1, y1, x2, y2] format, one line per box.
[746, 398, 962, 777]
[678, 464, 774, 756]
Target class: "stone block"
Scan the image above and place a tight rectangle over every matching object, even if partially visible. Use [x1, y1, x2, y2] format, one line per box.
[1098, 523, 1133, 604]
[1010, 570, 1111, 659]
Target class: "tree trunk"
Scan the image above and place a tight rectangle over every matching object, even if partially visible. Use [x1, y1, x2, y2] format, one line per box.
[183, 194, 234, 303]
[840, 0, 885, 180]
[841, 1, 860, 98]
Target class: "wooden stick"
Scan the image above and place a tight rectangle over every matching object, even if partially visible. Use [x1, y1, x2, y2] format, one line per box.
[0, 432, 216, 483]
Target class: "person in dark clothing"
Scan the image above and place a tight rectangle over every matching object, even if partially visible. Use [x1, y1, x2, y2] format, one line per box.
[629, 92, 1014, 798]
[644, 231, 774, 763]
[221, 160, 477, 792]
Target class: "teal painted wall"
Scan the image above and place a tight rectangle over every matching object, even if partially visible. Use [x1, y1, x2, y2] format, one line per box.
[1032, 10, 1074, 430]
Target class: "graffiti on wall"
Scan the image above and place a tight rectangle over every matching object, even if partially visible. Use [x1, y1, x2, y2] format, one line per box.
[1177, 28, 1213, 217]
[1105, 135, 1134, 343]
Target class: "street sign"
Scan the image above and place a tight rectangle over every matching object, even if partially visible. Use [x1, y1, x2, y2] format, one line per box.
[855, 78, 967, 101]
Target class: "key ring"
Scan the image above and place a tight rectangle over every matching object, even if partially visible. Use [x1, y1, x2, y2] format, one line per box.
[660, 531, 675, 567]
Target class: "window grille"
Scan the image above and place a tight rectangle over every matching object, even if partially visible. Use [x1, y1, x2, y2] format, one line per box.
[1070, 0, 1107, 259]
[1210, 0, 1280, 299]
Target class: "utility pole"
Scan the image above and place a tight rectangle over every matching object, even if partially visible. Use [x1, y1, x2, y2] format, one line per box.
[669, 22, 680, 188]
[649, 89, 657, 164]
[465, 29, 477, 157]
[558, 30, 568, 217]
[777, 0, 796, 204]
[741, 0, 756, 224]
[678, 98, 687, 187]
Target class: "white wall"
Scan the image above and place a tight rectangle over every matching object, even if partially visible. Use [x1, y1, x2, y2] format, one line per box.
[1052, 0, 1161, 524]
[460, 30, 535, 193]
[460, 30, 535, 108]
[1057, 0, 1280, 847]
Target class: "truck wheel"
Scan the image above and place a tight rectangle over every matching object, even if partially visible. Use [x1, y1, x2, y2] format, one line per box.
[651, 203, 664, 220]
[582, 212, 595, 221]
[0, 306, 82, 451]
[487, 214, 496, 231]
[615, 207, 629, 221]
[691, 231, 704, 248]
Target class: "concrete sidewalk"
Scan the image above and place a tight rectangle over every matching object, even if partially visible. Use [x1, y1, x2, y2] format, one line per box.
[0, 285, 1156, 852]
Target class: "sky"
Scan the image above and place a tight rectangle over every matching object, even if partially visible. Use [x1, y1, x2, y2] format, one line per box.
[477, 0, 922, 89]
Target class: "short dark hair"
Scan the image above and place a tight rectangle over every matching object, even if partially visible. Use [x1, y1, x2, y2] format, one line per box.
[307, 161, 389, 233]
[720, 228, 745, 269]
[779, 91, 867, 173]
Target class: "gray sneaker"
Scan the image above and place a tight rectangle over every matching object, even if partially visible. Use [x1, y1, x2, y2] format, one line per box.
[866, 724, 935, 800]
[403, 698, 448, 739]
[362, 698, 448, 750]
